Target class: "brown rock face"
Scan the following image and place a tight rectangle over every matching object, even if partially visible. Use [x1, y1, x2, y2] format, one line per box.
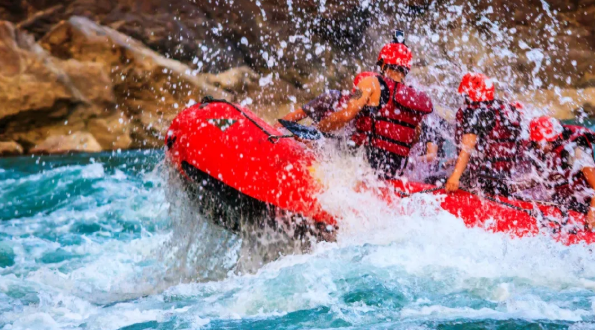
[0, 16, 247, 154]
[30, 131, 102, 154]
[515, 87, 595, 119]
[0, 141, 24, 156]
[39, 16, 230, 148]
[0, 21, 83, 120]
[87, 115, 132, 151]
[0, 20, 92, 152]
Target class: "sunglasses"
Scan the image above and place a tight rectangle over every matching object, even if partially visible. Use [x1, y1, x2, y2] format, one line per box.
[383, 64, 409, 75]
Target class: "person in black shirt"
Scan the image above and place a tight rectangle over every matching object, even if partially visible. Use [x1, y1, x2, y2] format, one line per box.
[446, 73, 522, 196]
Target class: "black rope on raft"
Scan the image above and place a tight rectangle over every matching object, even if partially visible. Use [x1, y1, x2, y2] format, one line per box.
[505, 194, 581, 234]
[393, 186, 531, 215]
[394, 186, 581, 235]
[393, 187, 441, 197]
[459, 188, 537, 217]
[267, 135, 294, 143]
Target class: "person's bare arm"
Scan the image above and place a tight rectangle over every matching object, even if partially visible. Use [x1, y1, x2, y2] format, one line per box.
[276, 109, 308, 128]
[317, 77, 379, 133]
[424, 142, 439, 162]
[582, 166, 595, 230]
[413, 125, 422, 145]
[445, 134, 477, 192]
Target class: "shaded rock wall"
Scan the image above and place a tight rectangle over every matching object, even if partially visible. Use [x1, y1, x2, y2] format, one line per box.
[0, 17, 254, 154]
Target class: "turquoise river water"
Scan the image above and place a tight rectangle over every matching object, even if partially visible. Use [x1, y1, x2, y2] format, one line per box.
[2, 150, 595, 329]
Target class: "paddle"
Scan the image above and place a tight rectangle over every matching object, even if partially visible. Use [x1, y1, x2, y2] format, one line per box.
[277, 119, 323, 140]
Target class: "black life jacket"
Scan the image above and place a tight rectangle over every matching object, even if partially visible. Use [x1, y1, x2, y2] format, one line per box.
[544, 125, 595, 202]
[455, 100, 521, 177]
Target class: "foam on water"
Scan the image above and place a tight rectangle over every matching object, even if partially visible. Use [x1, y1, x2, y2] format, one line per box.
[2, 0, 594, 327]
[2, 149, 595, 329]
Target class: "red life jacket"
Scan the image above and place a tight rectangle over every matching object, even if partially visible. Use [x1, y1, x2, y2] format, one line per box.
[455, 101, 521, 177]
[350, 72, 433, 158]
[545, 125, 595, 201]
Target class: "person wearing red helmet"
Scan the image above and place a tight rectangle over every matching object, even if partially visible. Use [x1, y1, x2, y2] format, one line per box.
[445, 73, 522, 196]
[317, 30, 433, 178]
[527, 116, 595, 230]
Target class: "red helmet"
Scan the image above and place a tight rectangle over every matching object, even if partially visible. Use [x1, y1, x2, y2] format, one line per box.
[458, 73, 495, 102]
[529, 116, 564, 142]
[377, 30, 412, 70]
[377, 43, 412, 70]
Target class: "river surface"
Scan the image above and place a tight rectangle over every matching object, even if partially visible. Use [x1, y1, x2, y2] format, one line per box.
[2, 150, 595, 329]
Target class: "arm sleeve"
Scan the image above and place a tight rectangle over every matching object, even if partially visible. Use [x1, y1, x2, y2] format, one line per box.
[302, 90, 342, 122]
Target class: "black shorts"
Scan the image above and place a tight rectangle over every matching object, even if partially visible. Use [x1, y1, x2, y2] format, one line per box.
[553, 195, 591, 214]
[460, 174, 511, 197]
[365, 148, 407, 179]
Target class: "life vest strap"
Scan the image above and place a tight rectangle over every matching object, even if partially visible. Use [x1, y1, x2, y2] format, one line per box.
[373, 117, 417, 129]
[394, 102, 431, 115]
[352, 131, 413, 149]
[373, 134, 413, 149]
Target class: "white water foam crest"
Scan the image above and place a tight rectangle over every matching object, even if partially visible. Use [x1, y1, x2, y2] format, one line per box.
[22, 233, 170, 303]
[400, 301, 588, 322]
[309, 141, 595, 288]
[6, 152, 595, 328]
[115, 144, 594, 324]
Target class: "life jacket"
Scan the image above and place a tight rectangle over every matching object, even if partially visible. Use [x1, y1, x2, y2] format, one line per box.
[455, 100, 521, 177]
[350, 72, 433, 158]
[545, 125, 595, 202]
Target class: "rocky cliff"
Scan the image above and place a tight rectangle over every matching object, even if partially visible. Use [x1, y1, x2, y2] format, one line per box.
[0, 0, 593, 155]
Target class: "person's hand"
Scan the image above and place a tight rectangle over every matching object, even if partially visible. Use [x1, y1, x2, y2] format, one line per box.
[586, 208, 595, 231]
[442, 158, 457, 169]
[507, 183, 520, 194]
[445, 176, 460, 192]
[424, 153, 437, 163]
[294, 136, 314, 148]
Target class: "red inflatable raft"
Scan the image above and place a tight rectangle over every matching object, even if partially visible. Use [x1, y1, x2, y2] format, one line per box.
[165, 98, 595, 245]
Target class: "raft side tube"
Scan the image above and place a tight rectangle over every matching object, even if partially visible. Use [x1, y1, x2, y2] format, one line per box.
[180, 161, 337, 242]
